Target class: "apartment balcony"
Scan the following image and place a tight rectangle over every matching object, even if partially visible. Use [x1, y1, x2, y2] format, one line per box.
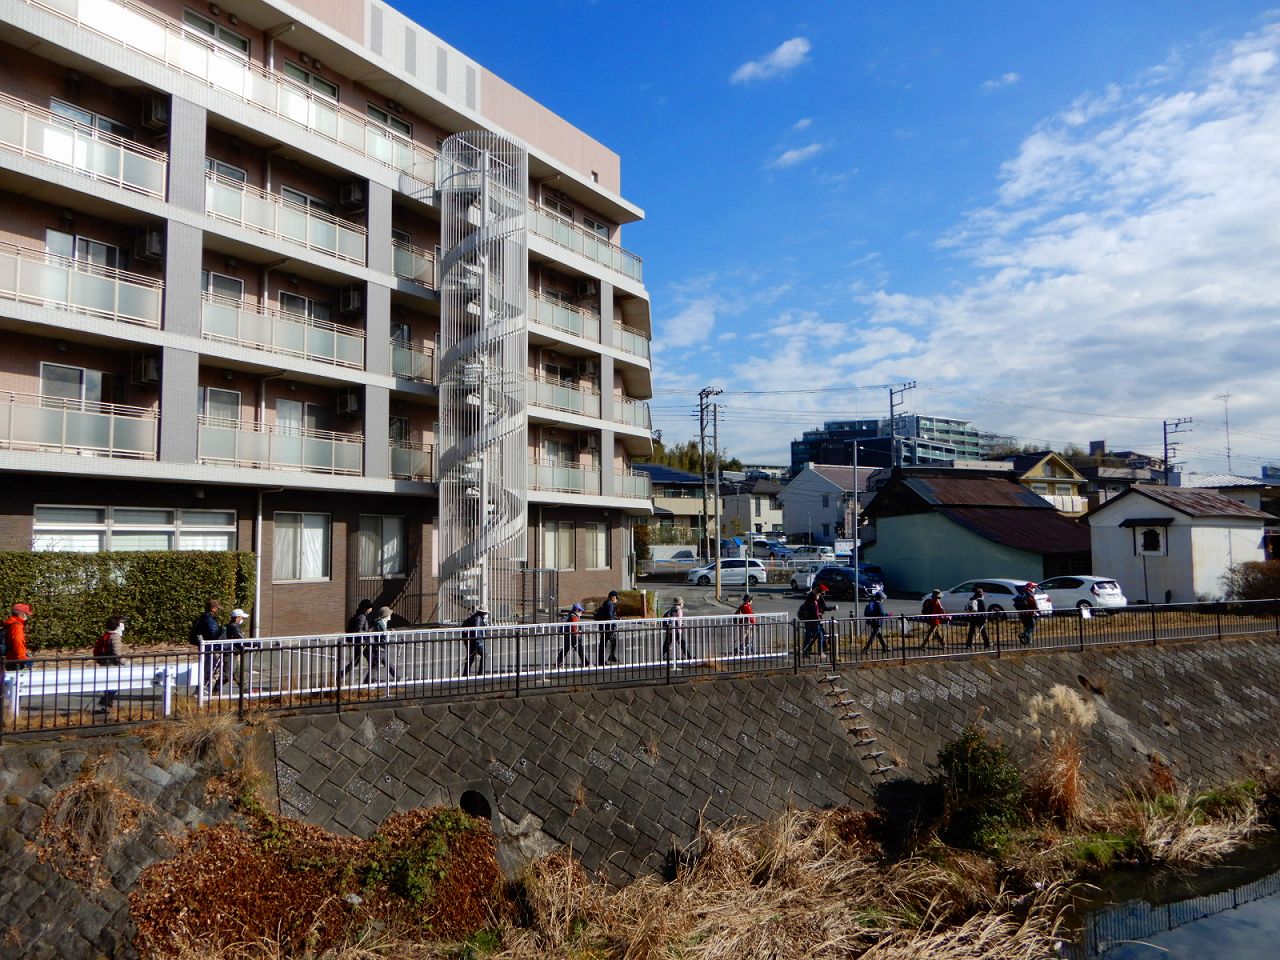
[0, 392, 157, 459]
[527, 203, 643, 282]
[390, 440, 434, 481]
[617, 470, 652, 500]
[201, 294, 364, 368]
[528, 375, 601, 418]
[24, 0, 437, 183]
[204, 171, 366, 264]
[0, 91, 167, 198]
[0, 240, 162, 327]
[614, 396, 652, 431]
[1039, 493, 1088, 514]
[197, 416, 362, 475]
[529, 458, 601, 496]
[392, 240, 437, 288]
[391, 339, 435, 383]
[528, 290, 600, 342]
[614, 323, 651, 361]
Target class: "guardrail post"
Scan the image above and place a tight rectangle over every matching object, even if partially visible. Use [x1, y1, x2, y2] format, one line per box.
[335, 638, 343, 713]
[1151, 604, 1158, 646]
[514, 631, 522, 696]
[1077, 611, 1085, 652]
[1217, 606, 1223, 642]
[829, 618, 838, 671]
[793, 620, 800, 674]
[900, 616, 907, 665]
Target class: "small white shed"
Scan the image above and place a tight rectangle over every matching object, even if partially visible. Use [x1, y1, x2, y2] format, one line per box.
[1086, 485, 1274, 602]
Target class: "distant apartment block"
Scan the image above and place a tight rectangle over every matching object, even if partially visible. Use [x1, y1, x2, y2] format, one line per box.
[0, 0, 652, 631]
[789, 415, 982, 474]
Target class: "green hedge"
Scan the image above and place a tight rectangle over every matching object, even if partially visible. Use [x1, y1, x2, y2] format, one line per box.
[0, 551, 255, 652]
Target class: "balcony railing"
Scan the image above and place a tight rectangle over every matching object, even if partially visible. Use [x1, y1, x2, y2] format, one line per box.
[617, 470, 652, 500]
[24, 0, 437, 184]
[0, 91, 167, 197]
[1038, 493, 1088, 513]
[615, 396, 652, 431]
[0, 241, 162, 327]
[200, 295, 364, 368]
[197, 416, 362, 475]
[0, 392, 157, 459]
[390, 440, 434, 481]
[527, 203, 643, 282]
[614, 323, 651, 361]
[205, 173, 366, 263]
[528, 290, 601, 342]
[392, 240, 437, 288]
[528, 376, 601, 418]
[529, 458, 601, 496]
[391, 339, 435, 383]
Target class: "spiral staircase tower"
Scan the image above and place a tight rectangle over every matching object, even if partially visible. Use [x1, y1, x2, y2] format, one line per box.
[437, 132, 529, 623]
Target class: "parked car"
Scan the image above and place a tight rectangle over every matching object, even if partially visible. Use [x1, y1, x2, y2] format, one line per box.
[789, 560, 830, 592]
[790, 545, 836, 562]
[811, 566, 885, 601]
[753, 538, 794, 559]
[928, 580, 1053, 615]
[1037, 576, 1127, 613]
[686, 558, 767, 587]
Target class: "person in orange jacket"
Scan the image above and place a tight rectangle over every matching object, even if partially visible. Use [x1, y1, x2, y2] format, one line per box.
[920, 589, 948, 649]
[3, 602, 33, 668]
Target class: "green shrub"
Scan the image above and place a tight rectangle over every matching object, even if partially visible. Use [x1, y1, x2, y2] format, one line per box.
[0, 551, 255, 650]
[932, 723, 1024, 851]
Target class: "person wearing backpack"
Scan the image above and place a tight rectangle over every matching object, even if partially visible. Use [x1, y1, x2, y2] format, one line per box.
[799, 585, 832, 656]
[556, 603, 589, 668]
[920, 589, 948, 649]
[1015, 582, 1039, 645]
[3, 602, 33, 670]
[191, 599, 226, 695]
[94, 615, 126, 711]
[964, 586, 991, 650]
[861, 591, 890, 654]
[460, 605, 488, 677]
[595, 590, 621, 664]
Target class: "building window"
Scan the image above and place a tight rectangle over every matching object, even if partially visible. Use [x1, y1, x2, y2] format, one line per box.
[1137, 527, 1165, 556]
[582, 216, 610, 240]
[273, 512, 330, 581]
[541, 196, 573, 220]
[821, 494, 830, 509]
[280, 292, 332, 323]
[358, 515, 405, 577]
[1031, 482, 1049, 494]
[33, 505, 236, 552]
[754, 496, 762, 517]
[201, 270, 243, 302]
[198, 387, 241, 421]
[366, 103, 410, 136]
[389, 416, 410, 443]
[583, 522, 609, 569]
[276, 398, 326, 434]
[183, 9, 249, 55]
[40, 362, 120, 407]
[281, 186, 333, 215]
[822, 523, 830, 538]
[46, 230, 127, 271]
[204, 157, 248, 182]
[50, 99, 132, 140]
[543, 520, 575, 571]
[283, 61, 338, 99]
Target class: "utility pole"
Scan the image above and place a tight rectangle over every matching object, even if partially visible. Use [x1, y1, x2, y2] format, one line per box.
[888, 381, 916, 469]
[1218, 394, 1234, 474]
[1162, 418, 1192, 485]
[697, 387, 722, 560]
[712, 402, 723, 600]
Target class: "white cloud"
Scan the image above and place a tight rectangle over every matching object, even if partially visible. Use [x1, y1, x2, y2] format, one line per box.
[793, 117, 813, 131]
[656, 297, 717, 350]
[982, 71, 1021, 91]
[770, 143, 824, 168]
[731, 37, 812, 84]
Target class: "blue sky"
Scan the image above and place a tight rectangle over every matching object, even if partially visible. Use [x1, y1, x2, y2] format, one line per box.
[400, 1, 1280, 474]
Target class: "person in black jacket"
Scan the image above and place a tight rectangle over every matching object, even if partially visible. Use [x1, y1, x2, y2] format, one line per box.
[799, 585, 833, 655]
[595, 590, 621, 664]
[341, 599, 375, 684]
[964, 586, 992, 649]
[193, 599, 225, 695]
[460, 606, 488, 676]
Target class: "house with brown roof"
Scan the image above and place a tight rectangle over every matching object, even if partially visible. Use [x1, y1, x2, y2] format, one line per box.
[861, 467, 1092, 594]
[1086, 485, 1275, 602]
[779, 463, 877, 544]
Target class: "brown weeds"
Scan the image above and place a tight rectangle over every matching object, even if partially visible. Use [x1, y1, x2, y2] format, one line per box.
[36, 758, 149, 887]
[141, 699, 242, 768]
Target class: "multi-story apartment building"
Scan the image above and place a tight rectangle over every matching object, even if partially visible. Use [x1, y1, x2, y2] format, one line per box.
[0, 0, 653, 633]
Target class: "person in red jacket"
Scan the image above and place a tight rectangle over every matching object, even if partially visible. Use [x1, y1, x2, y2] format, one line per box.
[3, 602, 32, 668]
[732, 593, 757, 655]
[920, 589, 948, 649]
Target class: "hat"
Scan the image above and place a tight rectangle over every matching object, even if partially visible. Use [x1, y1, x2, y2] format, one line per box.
[818, 583, 830, 592]
[874, 591, 886, 599]
[931, 589, 942, 596]
[571, 602, 585, 613]
[608, 590, 619, 598]
[231, 608, 248, 619]
[475, 605, 489, 615]
[1025, 582, 1037, 589]
[12, 603, 31, 615]
[378, 606, 393, 620]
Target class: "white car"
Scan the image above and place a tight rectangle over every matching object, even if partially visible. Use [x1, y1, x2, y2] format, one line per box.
[929, 579, 1053, 615]
[686, 558, 767, 587]
[790, 545, 836, 562]
[789, 560, 829, 592]
[1037, 576, 1127, 613]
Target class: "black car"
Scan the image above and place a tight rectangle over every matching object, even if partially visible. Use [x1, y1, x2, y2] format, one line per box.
[812, 566, 884, 600]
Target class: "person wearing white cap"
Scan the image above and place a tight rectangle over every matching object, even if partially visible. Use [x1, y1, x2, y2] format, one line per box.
[460, 605, 489, 676]
[556, 602, 589, 667]
[222, 607, 250, 693]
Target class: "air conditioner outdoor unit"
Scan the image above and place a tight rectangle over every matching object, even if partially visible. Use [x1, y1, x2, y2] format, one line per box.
[575, 279, 599, 299]
[339, 285, 363, 314]
[578, 434, 599, 452]
[134, 227, 163, 261]
[336, 389, 361, 415]
[142, 94, 169, 130]
[132, 355, 160, 384]
[339, 180, 366, 207]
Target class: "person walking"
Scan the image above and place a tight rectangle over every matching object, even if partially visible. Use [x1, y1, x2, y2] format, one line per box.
[366, 605, 399, 682]
[799, 585, 832, 655]
[861, 591, 890, 653]
[460, 606, 488, 676]
[732, 593, 757, 655]
[224, 608, 250, 693]
[556, 603, 590, 667]
[920, 589, 948, 649]
[3, 602, 33, 670]
[191, 599, 225, 694]
[595, 590, 621, 664]
[661, 597, 691, 663]
[93, 614, 126, 711]
[964, 586, 991, 649]
[341, 599, 375, 684]
[1015, 582, 1039, 645]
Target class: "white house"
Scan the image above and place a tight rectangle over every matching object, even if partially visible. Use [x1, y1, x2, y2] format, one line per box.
[1086, 485, 1274, 602]
[722, 478, 784, 537]
[780, 463, 876, 544]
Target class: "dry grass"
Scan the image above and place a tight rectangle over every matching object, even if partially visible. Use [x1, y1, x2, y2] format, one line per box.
[141, 699, 242, 768]
[1115, 788, 1262, 866]
[1024, 686, 1097, 826]
[36, 758, 150, 887]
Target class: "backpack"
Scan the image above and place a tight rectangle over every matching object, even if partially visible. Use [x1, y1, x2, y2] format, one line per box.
[965, 597, 980, 613]
[594, 603, 610, 622]
[1013, 592, 1030, 611]
[188, 617, 202, 646]
[93, 632, 112, 658]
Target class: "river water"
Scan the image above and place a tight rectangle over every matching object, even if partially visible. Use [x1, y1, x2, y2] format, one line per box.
[1071, 839, 1280, 958]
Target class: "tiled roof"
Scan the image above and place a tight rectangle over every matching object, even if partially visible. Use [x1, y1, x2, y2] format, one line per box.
[940, 507, 1092, 555]
[810, 464, 878, 492]
[1177, 474, 1266, 489]
[1127, 485, 1275, 520]
[901, 474, 1052, 509]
